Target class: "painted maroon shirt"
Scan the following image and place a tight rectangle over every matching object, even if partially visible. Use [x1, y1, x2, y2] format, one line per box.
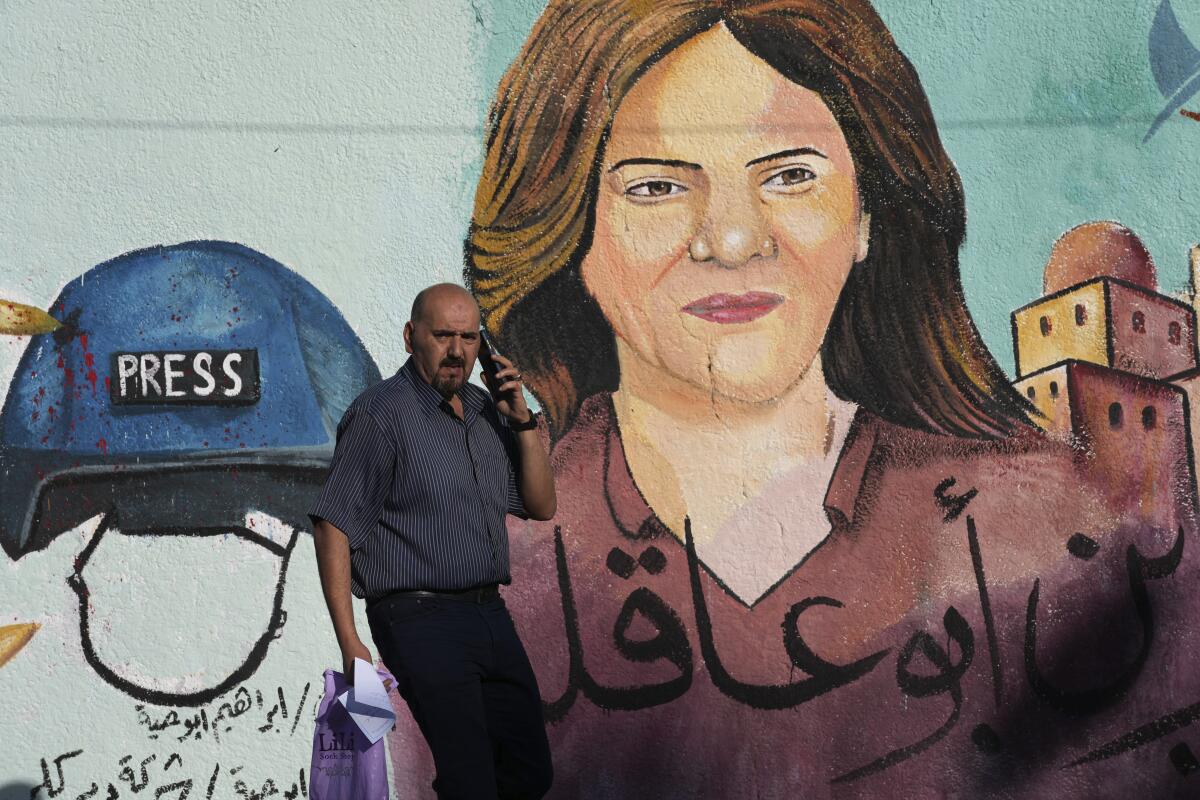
[390, 394, 1200, 799]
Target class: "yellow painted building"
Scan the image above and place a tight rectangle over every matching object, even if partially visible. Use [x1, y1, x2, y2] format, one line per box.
[1013, 277, 1197, 381]
[1012, 281, 1107, 378]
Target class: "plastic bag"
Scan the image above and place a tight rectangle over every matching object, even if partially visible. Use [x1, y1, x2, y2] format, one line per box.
[310, 666, 393, 800]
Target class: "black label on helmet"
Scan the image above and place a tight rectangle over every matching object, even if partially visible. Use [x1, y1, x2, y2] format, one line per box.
[109, 349, 260, 406]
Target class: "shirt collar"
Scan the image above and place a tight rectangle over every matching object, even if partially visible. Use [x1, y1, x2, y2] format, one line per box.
[401, 357, 489, 420]
[821, 414, 879, 528]
[592, 394, 879, 538]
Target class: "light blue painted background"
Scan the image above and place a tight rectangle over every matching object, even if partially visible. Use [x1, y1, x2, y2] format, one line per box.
[1, 0, 1197, 792]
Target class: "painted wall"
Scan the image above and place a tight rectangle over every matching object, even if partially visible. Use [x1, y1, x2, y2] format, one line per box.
[2, 1, 1199, 797]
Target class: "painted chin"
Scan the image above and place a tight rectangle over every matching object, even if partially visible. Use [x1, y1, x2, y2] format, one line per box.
[681, 292, 785, 324]
[705, 340, 817, 403]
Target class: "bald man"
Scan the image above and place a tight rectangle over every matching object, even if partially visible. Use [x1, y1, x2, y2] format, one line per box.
[310, 283, 555, 799]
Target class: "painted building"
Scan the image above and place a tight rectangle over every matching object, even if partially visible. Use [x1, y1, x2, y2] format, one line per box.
[1013, 222, 1197, 525]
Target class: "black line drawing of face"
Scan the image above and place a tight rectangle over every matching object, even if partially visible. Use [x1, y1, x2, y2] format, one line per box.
[68, 510, 297, 707]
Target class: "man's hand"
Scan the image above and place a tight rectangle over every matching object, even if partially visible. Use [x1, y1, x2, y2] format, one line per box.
[342, 638, 374, 684]
[482, 353, 532, 425]
[483, 354, 556, 519]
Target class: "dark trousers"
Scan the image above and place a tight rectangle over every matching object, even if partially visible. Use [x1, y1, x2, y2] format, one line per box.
[367, 595, 553, 800]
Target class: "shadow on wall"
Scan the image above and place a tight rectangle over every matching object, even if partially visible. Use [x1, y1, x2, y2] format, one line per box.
[0, 785, 37, 800]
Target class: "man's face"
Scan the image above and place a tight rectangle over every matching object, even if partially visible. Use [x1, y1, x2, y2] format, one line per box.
[404, 291, 481, 398]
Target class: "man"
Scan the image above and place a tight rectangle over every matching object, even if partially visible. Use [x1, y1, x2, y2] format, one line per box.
[309, 283, 556, 800]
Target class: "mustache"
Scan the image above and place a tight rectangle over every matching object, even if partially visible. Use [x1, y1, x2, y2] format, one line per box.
[440, 357, 465, 367]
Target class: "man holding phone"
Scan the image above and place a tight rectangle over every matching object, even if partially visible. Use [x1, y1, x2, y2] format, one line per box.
[309, 283, 556, 800]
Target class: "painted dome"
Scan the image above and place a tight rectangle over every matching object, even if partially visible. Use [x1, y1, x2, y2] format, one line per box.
[1043, 221, 1157, 294]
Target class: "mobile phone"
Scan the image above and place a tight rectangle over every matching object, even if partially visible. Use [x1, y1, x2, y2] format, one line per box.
[477, 328, 504, 381]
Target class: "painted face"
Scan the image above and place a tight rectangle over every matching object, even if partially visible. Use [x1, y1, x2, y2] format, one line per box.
[403, 291, 482, 398]
[71, 511, 294, 704]
[581, 25, 870, 403]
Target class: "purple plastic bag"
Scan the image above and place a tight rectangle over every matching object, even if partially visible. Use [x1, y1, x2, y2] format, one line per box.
[310, 667, 393, 800]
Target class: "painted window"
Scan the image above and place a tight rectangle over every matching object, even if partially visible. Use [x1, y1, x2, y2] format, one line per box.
[1142, 406, 1157, 430]
[1132, 311, 1146, 333]
[1075, 304, 1087, 326]
[1109, 402, 1123, 428]
[1026, 386, 1036, 400]
[1169, 321, 1182, 345]
[1040, 315, 1052, 336]
[1049, 381, 1059, 398]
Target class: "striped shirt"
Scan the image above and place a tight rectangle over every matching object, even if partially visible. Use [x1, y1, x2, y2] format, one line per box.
[308, 357, 527, 598]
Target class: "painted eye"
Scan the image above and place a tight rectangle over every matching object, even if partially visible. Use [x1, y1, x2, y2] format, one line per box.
[764, 167, 816, 188]
[626, 180, 687, 198]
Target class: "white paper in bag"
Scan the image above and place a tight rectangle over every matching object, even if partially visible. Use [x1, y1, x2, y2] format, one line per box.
[336, 658, 396, 744]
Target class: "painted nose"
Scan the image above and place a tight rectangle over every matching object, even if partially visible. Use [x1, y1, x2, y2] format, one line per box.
[689, 194, 776, 268]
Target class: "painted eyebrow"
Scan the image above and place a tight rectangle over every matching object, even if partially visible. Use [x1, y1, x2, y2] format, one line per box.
[608, 157, 703, 172]
[745, 147, 829, 168]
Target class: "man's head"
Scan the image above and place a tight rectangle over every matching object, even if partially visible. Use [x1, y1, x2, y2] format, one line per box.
[404, 283, 481, 398]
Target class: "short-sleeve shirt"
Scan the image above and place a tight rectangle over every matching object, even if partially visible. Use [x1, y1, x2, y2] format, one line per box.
[308, 357, 527, 598]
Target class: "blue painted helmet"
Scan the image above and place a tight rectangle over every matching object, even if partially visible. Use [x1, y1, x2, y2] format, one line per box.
[0, 241, 380, 557]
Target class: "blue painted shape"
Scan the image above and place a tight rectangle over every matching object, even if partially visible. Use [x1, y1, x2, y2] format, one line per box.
[1150, 0, 1200, 98]
[1146, 0, 1200, 141]
[0, 241, 381, 557]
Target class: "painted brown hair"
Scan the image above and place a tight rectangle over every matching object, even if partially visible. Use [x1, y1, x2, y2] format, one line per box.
[466, 0, 1030, 440]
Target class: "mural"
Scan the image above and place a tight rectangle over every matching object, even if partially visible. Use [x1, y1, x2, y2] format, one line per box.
[2, 0, 1199, 797]
[442, 0, 1200, 797]
[2, 243, 377, 796]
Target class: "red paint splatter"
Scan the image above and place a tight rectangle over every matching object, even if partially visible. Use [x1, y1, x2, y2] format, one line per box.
[1183, 109, 1200, 122]
[80, 334, 89, 351]
[56, 354, 64, 369]
[38, 387, 45, 397]
[104, 376, 111, 393]
[84, 353, 94, 367]
[96, 438, 107, 454]
[30, 411, 39, 422]
[86, 370, 97, 391]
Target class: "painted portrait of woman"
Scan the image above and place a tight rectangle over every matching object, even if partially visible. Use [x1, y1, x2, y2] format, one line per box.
[433, 0, 1200, 796]
[469, 0, 1036, 609]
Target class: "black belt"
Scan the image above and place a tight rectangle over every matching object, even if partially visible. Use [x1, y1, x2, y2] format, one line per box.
[368, 583, 500, 609]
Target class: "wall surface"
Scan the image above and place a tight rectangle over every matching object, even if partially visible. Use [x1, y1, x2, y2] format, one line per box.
[2, 1, 1200, 798]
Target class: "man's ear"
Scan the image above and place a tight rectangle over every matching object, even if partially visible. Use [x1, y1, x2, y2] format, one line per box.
[403, 321, 414, 354]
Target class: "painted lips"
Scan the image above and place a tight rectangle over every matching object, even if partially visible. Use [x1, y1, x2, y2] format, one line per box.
[681, 292, 785, 324]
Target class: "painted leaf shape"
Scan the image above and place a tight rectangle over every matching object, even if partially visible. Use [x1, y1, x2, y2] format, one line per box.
[0, 622, 40, 668]
[0, 300, 60, 335]
[1150, 0, 1200, 99]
